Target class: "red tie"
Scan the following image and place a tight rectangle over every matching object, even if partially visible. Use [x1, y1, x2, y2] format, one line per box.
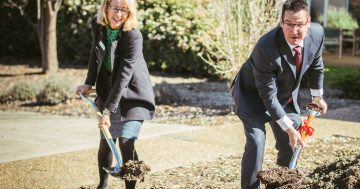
[293, 46, 302, 75]
[288, 46, 302, 104]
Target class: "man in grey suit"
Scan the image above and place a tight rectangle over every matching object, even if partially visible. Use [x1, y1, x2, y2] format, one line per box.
[230, 0, 328, 188]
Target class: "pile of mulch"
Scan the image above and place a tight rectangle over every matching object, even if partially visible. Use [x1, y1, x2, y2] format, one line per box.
[257, 167, 302, 189]
[134, 135, 359, 189]
[302, 154, 360, 188]
[119, 160, 151, 181]
[257, 154, 360, 189]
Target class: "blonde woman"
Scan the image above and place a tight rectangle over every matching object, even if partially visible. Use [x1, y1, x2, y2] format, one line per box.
[75, 0, 155, 188]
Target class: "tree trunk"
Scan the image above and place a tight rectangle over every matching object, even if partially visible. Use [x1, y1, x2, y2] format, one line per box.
[38, 0, 59, 74]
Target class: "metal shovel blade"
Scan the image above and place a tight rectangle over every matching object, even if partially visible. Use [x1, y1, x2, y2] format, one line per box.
[289, 144, 302, 169]
[103, 166, 122, 178]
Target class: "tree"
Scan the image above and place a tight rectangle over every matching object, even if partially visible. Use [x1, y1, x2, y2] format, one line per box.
[198, 0, 282, 80]
[5, 0, 63, 74]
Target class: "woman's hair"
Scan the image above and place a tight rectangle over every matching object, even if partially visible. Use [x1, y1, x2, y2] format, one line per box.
[96, 0, 138, 31]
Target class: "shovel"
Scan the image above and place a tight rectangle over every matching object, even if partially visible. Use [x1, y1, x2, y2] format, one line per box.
[288, 103, 322, 169]
[79, 92, 123, 176]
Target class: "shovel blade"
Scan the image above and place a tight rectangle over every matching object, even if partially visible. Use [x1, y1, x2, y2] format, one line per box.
[103, 166, 122, 178]
[289, 145, 302, 169]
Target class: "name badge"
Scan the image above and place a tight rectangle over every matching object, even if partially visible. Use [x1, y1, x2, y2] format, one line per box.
[99, 41, 105, 50]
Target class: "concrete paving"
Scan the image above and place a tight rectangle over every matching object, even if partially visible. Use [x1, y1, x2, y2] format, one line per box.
[1, 110, 359, 168]
[0, 111, 203, 163]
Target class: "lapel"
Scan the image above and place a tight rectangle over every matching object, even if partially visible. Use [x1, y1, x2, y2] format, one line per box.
[96, 26, 106, 63]
[112, 29, 124, 73]
[293, 34, 312, 87]
[278, 29, 312, 80]
[278, 30, 297, 78]
[95, 26, 124, 76]
[114, 29, 123, 57]
[95, 26, 107, 76]
[299, 35, 311, 76]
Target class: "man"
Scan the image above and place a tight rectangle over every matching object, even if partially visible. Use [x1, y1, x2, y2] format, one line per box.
[230, 0, 328, 188]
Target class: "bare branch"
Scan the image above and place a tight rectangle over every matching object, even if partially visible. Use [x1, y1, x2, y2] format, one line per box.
[199, 0, 281, 80]
[4, 0, 37, 29]
[4, 0, 28, 16]
[55, 0, 64, 12]
[37, 0, 41, 20]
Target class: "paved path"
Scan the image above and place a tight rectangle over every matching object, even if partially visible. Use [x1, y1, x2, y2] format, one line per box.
[323, 54, 360, 68]
[1, 110, 359, 168]
[0, 111, 360, 188]
[0, 111, 202, 163]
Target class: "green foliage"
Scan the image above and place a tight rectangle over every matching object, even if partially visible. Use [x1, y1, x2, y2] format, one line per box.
[138, 0, 215, 77]
[319, 6, 359, 30]
[349, 4, 360, 25]
[0, 1, 39, 58]
[36, 77, 74, 105]
[338, 74, 360, 99]
[325, 65, 360, 99]
[0, 81, 39, 103]
[57, 0, 100, 65]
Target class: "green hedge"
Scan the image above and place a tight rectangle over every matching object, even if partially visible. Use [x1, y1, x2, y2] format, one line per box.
[0, 77, 74, 105]
[57, 0, 99, 66]
[0, 1, 39, 58]
[1, 0, 216, 77]
[58, 0, 216, 77]
[0, 81, 39, 103]
[36, 77, 74, 105]
[325, 65, 360, 100]
[318, 6, 358, 30]
[138, 0, 215, 77]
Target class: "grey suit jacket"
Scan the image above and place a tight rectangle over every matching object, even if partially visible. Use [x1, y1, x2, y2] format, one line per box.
[231, 23, 324, 122]
[85, 17, 155, 121]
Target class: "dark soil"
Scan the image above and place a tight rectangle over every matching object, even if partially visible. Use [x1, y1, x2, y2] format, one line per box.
[118, 160, 151, 181]
[258, 142, 360, 189]
[257, 167, 302, 188]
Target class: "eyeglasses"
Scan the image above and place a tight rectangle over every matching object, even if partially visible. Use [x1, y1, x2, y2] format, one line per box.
[108, 5, 129, 15]
[282, 19, 309, 30]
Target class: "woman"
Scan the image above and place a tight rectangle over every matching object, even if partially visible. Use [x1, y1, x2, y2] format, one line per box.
[75, 0, 155, 188]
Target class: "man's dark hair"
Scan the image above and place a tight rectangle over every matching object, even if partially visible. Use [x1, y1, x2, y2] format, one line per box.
[281, 0, 309, 19]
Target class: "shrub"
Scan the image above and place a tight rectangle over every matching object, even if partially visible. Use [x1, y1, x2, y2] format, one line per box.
[36, 77, 74, 105]
[337, 74, 360, 99]
[0, 1, 39, 58]
[138, 0, 215, 77]
[198, 0, 282, 80]
[325, 66, 360, 100]
[57, 0, 100, 66]
[0, 81, 39, 103]
[319, 6, 358, 30]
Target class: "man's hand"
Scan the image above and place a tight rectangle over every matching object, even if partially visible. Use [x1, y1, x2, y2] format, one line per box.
[286, 127, 304, 151]
[311, 96, 327, 115]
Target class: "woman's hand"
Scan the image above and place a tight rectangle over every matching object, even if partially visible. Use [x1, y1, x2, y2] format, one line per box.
[75, 84, 92, 96]
[98, 113, 111, 128]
